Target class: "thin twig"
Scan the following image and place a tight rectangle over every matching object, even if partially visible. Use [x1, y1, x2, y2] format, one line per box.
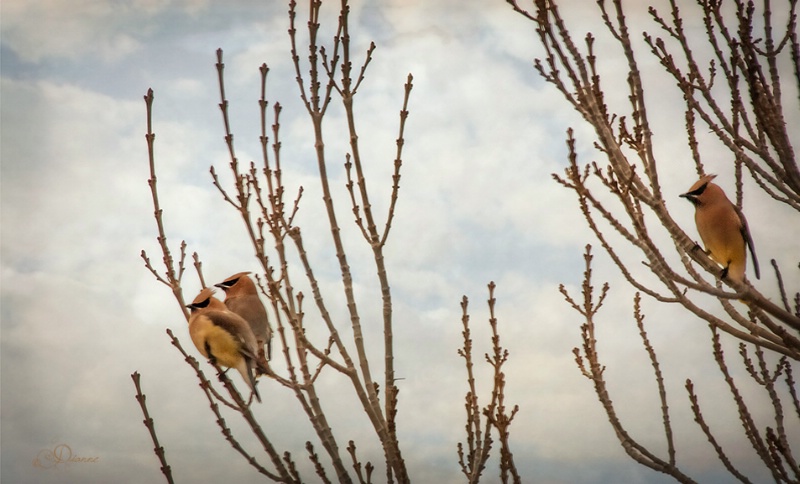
[131, 372, 175, 484]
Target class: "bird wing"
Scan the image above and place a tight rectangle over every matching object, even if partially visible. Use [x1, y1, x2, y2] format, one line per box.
[226, 296, 270, 341]
[734, 204, 760, 280]
[206, 310, 260, 361]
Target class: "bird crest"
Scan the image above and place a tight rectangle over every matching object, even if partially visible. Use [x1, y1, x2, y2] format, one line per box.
[218, 271, 252, 287]
[686, 173, 717, 194]
[188, 287, 217, 308]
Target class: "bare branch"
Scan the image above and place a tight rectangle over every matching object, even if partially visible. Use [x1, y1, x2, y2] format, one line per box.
[141, 89, 189, 320]
[131, 372, 175, 484]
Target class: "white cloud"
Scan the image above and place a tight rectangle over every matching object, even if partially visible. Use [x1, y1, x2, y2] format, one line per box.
[2, 0, 137, 62]
[133, 0, 210, 16]
[1, 0, 214, 63]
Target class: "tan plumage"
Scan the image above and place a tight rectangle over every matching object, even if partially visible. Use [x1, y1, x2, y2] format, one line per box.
[186, 287, 266, 402]
[215, 272, 273, 373]
[680, 174, 760, 283]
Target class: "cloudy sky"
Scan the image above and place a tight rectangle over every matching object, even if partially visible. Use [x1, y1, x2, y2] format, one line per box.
[2, 0, 798, 483]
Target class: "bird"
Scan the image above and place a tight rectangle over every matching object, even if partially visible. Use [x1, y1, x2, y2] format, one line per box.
[680, 174, 760, 283]
[215, 272, 273, 373]
[186, 287, 266, 402]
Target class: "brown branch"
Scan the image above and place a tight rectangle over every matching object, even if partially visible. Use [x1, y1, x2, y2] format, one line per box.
[458, 283, 520, 483]
[709, 327, 782, 482]
[483, 282, 521, 484]
[131, 372, 175, 484]
[331, 6, 408, 470]
[457, 294, 492, 483]
[192, 252, 206, 289]
[508, 1, 800, 481]
[347, 440, 373, 484]
[686, 379, 753, 483]
[306, 441, 333, 484]
[744, 344, 800, 477]
[632, 293, 675, 466]
[166, 329, 291, 481]
[287, 1, 409, 480]
[141, 89, 189, 320]
[771, 259, 792, 313]
[563, 246, 697, 483]
[784, 360, 800, 420]
[379, 74, 414, 248]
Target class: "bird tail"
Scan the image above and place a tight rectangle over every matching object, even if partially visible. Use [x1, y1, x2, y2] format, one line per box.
[255, 347, 270, 377]
[249, 367, 261, 403]
[238, 361, 261, 403]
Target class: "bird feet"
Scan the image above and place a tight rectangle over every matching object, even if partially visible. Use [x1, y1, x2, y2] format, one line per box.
[720, 264, 729, 280]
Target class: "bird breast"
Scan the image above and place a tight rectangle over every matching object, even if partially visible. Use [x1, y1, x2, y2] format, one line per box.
[189, 313, 248, 369]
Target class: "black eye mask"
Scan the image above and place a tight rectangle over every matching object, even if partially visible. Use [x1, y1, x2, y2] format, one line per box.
[221, 278, 240, 288]
[680, 182, 708, 205]
[190, 298, 211, 309]
[689, 183, 707, 196]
